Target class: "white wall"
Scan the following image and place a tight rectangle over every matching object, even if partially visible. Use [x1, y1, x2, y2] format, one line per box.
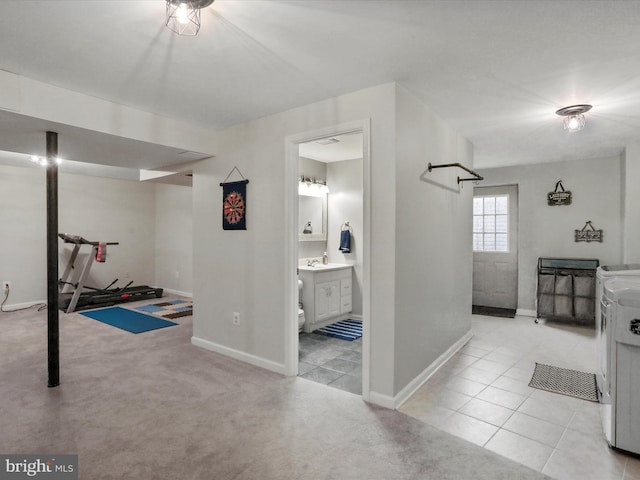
[393, 85, 474, 393]
[58, 173, 157, 291]
[0, 165, 46, 305]
[192, 83, 398, 397]
[299, 157, 326, 183]
[327, 158, 364, 317]
[192, 83, 475, 401]
[154, 184, 193, 296]
[0, 164, 157, 306]
[623, 143, 640, 263]
[479, 155, 623, 312]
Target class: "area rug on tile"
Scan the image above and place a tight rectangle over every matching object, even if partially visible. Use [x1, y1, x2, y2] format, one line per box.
[80, 306, 178, 334]
[528, 362, 598, 402]
[472, 305, 516, 318]
[135, 299, 192, 319]
[316, 319, 362, 341]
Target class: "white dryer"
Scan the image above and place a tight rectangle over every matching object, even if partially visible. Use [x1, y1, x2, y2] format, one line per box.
[599, 277, 640, 454]
[595, 265, 640, 404]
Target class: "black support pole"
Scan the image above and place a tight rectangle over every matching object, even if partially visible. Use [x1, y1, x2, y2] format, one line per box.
[46, 131, 60, 388]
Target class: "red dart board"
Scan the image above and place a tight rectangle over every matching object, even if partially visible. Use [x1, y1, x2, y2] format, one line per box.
[224, 191, 245, 225]
[220, 179, 248, 230]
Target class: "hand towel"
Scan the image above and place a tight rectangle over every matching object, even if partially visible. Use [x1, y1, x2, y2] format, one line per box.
[339, 229, 351, 254]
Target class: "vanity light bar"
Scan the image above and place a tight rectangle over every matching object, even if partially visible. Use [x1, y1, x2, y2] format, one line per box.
[299, 176, 329, 194]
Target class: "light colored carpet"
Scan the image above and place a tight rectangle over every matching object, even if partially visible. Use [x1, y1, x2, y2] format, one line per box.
[0, 301, 551, 479]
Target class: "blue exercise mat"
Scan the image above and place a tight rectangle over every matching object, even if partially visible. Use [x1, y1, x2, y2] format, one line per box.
[80, 306, 178, 334]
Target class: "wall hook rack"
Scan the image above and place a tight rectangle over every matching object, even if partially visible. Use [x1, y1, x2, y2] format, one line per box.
[427, 162, 484, 184]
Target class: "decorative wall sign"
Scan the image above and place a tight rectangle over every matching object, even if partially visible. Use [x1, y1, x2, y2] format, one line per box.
[575, 220, 603, 243]
[220, 167, 249, 230]
[548, 180, 572, 206]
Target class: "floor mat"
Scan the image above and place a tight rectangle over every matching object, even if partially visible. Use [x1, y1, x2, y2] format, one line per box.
[81, 306, 178, 334]
[528, 362, 598, 402]
[472, 305, 516, 318]
[317, 319, 362, 341]
[135, 299, 193, 319]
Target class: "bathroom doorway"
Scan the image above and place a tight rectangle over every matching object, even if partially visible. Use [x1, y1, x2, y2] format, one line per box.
[297, 133, 364, 394]
[284, 120, 371, 400]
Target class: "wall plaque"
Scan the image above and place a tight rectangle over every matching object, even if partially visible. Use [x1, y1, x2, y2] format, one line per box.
[548, 180, 572, 206]
[575, 220, 603, 243]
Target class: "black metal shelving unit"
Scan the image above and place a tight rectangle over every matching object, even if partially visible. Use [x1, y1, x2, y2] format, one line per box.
[536, 257, 599, 325]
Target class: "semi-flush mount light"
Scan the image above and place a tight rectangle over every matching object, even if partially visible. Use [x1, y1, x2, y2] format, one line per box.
[555, 104, 592, 133]
[166, 0, 214, 36]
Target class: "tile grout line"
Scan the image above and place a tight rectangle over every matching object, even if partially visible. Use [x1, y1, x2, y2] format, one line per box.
[403, 317, 610, 477]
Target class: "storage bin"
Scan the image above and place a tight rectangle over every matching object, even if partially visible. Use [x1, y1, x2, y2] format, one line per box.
[574, 297, 595, 320]
[555, 274, 573, 295]
[537, 294, 554, 316]
[538, 274, 555, 294]
[554, 295, 573, 317]
[574, 275, 595, 297]
[536, 257, 599, 324]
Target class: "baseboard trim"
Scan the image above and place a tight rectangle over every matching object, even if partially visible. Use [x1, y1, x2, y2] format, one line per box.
[516, 308, 536, 318]
[367, 391, 396, 409]
[191, 336, 287, 375]
[162, 288, 193, 298]
[394, 330, 473, 409]
[349, 314, 363, 321]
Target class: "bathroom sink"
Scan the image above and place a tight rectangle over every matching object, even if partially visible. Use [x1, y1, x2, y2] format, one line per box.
[299, 263, 351, 272]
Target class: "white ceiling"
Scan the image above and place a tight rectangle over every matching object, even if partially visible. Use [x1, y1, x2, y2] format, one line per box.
[0, 0, 639, 170]
[0, 109, 200, 169]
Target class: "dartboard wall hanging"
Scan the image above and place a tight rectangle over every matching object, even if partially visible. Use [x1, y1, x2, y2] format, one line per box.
[220, 178, 249, 230]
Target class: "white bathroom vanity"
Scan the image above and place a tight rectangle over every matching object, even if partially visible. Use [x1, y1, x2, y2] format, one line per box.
[298, 264, 353, 333]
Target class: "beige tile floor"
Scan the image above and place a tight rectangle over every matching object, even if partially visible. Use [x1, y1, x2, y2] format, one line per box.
[399, 314, 640, 480]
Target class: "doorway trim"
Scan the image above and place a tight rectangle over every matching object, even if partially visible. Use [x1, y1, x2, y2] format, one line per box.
[284, 119, 371, 401]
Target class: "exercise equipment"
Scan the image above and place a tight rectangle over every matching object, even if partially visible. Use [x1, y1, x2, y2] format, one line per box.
[58, 233, 163, 313]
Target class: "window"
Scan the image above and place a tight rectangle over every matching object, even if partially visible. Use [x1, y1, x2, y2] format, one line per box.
[473, 195, 508, 252]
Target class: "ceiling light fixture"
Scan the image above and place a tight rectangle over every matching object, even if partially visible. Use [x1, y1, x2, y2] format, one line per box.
[30, 155, 61, 166]
[165, 0, 214, 36]
[555, 104, 592, 133]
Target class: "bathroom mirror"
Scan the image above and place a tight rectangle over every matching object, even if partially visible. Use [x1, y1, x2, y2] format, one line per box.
[298, 194, 327, 242]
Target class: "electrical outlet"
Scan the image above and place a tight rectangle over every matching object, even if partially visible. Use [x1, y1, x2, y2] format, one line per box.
[232, 312, 240, 325]
[2, 281, 10, 294]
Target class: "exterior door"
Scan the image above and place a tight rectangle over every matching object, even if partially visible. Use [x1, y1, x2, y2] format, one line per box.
[472, 185, 518, 309]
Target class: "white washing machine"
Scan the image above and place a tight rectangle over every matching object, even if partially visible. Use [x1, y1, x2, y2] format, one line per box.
[599, 277, 640, 454]
[595, 265, 640, 404]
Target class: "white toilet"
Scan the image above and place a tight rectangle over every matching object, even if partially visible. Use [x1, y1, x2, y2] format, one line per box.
[298, 279, 306, 332]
